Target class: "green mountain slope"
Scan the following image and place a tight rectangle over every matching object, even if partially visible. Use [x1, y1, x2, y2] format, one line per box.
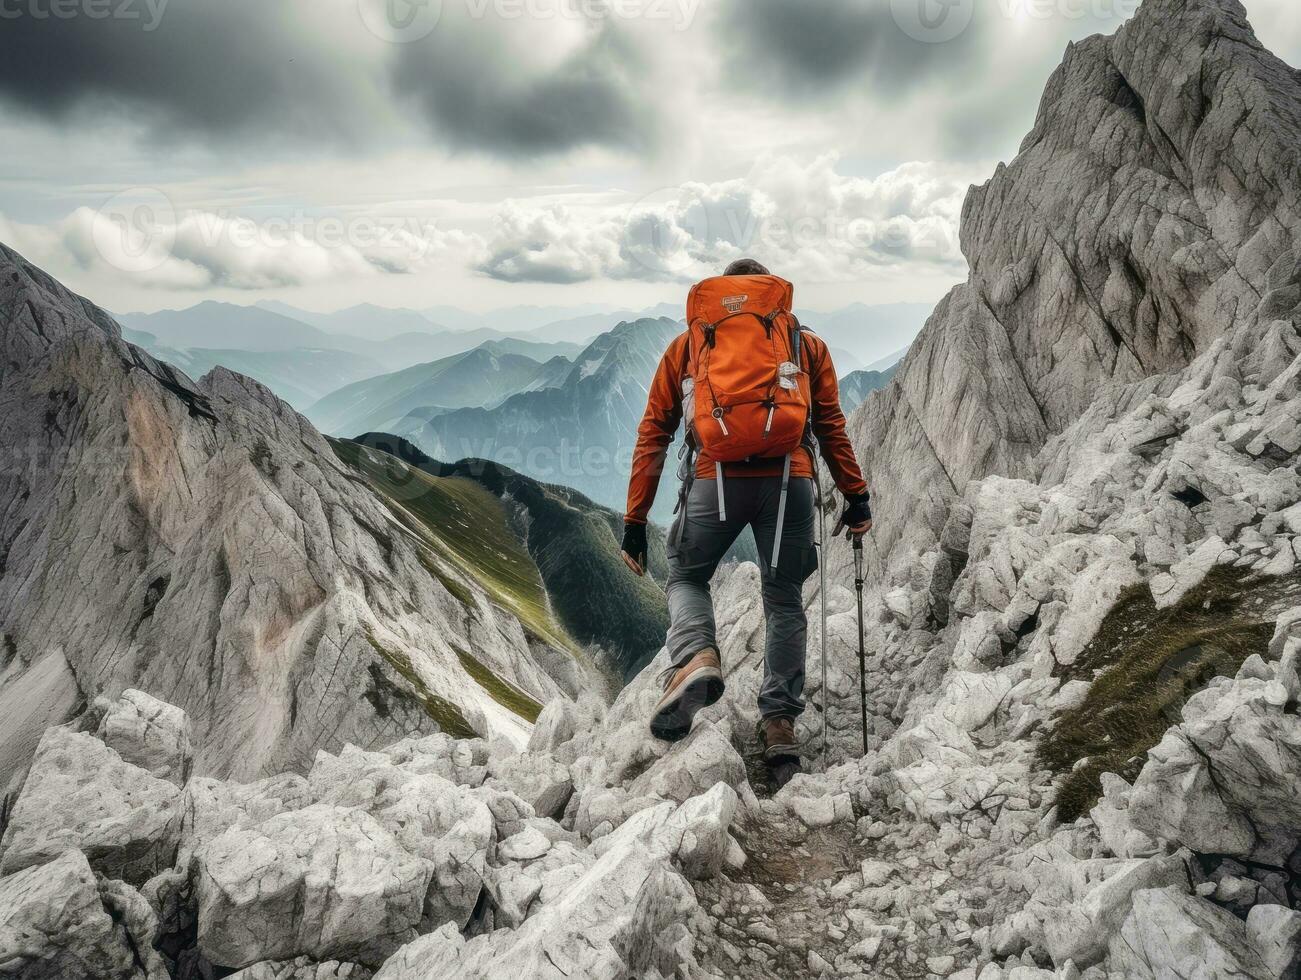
[350, 432, 670, 676]
[328, 437, 574, 655]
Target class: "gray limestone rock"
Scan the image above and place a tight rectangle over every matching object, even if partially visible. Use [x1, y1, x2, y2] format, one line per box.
[96, 689, 194, 785]
[0, 727, 181, 884]
[0, 850, 139, 980]
[195, 804, 432, 969]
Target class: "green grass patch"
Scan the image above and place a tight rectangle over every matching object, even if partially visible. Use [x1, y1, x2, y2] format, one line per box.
[364, 633, 477, 738]
[1039, 565, 1299, 821]
[330, 438, 573, 651]
[455, 648, 543, 723]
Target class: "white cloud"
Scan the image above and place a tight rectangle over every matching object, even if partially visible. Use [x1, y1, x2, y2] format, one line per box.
[1, 203, 484, 292]
[478, 154, 983, 285]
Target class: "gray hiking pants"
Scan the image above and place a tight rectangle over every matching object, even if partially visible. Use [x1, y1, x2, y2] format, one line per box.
[666, 474, 817, 720]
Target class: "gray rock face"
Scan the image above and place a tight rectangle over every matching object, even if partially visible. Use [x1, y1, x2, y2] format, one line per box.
[852, 0, 1301, 579]
[0, 850, 139, 980]
[0, 727, 181, 883]
[195, 804, 432, 969]
[0, 242, 584, 783]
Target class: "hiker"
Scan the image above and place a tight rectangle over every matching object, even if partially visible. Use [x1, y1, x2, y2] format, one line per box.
[619, 258, 871, 786]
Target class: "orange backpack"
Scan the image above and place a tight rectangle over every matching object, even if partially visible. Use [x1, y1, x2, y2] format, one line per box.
[682, 273, 810, 463]
[672, 273, 812, 567]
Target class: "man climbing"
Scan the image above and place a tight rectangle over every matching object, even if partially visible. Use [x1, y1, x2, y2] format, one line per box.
[620, 258, 872, 787]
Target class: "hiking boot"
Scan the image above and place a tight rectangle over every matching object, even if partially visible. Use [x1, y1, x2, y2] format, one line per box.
[759, 716, 799, 762]
[649, 648, 724, 742]
[768, 757, 801, 790]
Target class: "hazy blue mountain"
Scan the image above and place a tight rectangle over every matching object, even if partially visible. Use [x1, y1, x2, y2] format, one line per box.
[796, 301, 932, 368]
[119, 302, 333, 351]
[146, 345, 388, 408]
[364, 330, 579, 371]
[405, 317, 683, 516]
[827, 345, 864, 375]
[429, 302, 618, 334]
[256, 300, 442, 340]
[864, 345, 910, 373]
[528, 304, 681, 345]
[838, 364, 899, 416]
[120, 302, 582, 378]
[306, 342, 569, 436]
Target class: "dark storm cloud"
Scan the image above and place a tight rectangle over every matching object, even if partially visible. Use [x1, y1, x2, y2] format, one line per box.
[388, 20, 656, 157]
[0, 1, 373, 143]
[716, 0, 994, 96]
[0, 0, 659, 156]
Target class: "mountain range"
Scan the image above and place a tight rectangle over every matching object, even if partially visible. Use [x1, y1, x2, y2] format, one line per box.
[402, 317, 684, 519]
[838, 364, 899, 415]
[305, 344, 572, 436]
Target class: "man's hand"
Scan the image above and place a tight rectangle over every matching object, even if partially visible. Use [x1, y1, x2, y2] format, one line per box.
[620, 522, 647, 576]
[833, 493, 873, 541]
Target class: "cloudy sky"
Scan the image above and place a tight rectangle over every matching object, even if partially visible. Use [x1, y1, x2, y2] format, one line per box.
[0, 0, 1297, 316]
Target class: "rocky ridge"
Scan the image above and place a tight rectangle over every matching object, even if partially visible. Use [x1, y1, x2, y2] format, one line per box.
[854, 0, 1301, 582]
[0, 243, 594, 788]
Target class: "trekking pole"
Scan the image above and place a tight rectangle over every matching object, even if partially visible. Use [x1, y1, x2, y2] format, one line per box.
[816, 461, 829, 767]
[853, 536, 868, 756]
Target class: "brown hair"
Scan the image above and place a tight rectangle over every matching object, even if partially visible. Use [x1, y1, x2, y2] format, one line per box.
[723, 258, 770, 276]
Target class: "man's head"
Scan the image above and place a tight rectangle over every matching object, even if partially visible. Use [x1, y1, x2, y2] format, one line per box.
[723, 258, 770, 277]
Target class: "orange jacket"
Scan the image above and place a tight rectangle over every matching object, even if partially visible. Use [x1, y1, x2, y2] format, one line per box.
[625, 328, 868, 525]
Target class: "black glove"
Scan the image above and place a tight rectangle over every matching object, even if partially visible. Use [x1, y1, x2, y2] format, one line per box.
[834, 493, 873, 539]
[620, 522, 647, 575]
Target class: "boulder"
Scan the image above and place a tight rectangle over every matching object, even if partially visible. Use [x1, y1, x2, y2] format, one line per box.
[487, 753, 573, 820]
[372, 803, 704, 979]
[471, 785, 535, 841]
[1129, 673, 1301, 860]
[627, 721, 747, 804]
[195, 803, 432, 969]
[308, 746, 494, 930]
[526, 696, 604, 756]
[1127, 729, 1256, 856]
[95, 875, 170, 980]
[0, 727, 181, 883]
[1087, 773, 1161, 860]
[498, 827, 552, 863]
[97, 689, 193, 785]
[179, 772, 313, 864]
[1039, 853, 1190, 968]
[1246, 904, 1301, 979]
[570, 785, 662, 841]
[1108, 887, 1272, 979]
[0, 850, 139, 980]
[227, 958, 373, 979]
[378, 734, 490, 788]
